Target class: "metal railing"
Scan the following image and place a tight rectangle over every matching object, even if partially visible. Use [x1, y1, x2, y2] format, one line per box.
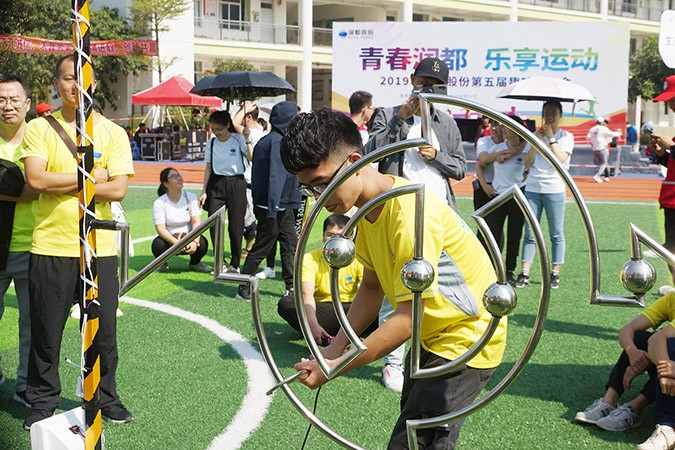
[518, 0, 666, 20]
[194, 17, 332, 47]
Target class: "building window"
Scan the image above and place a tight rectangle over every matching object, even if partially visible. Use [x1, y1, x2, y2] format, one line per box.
[220, 0, 243, 28]
[386, 14, 396, 21]
[412, 13, 425, 22]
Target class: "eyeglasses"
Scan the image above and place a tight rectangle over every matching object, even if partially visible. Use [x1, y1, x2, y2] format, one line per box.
[297, 155, 350, 198]
[168, 173, 182, 180]
[0, 98, 28, 109]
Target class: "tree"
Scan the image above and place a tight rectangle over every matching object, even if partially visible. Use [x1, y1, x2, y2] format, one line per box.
[212, 58, 257, 74]
[628, 36, 675, 102]
[0, 0, 147, 111]
[130, 0, 190, 82]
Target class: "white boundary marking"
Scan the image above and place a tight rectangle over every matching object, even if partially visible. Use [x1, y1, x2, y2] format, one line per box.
[120, 296, 274, 449]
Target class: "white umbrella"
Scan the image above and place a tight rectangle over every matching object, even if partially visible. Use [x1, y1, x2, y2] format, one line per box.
[497, 76, 595, 101]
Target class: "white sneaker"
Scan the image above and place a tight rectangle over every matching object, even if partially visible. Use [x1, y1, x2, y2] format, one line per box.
[382, 363, 404, 393]
[116, 308, 124, 317]
[256, 267, 276, 279]
[659, 285, 675, 296]
[637, 425, 675, 450]
[643, 249, 659, 258]
[593, 175, 603, 183]
[70, 303, 81, 320]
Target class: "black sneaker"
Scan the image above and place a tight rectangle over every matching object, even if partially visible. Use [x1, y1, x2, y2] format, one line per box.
[236, 286, 251, 301]
[14, 390, 31, 408]
[101, 404, 133, 423]
[23, 408, 55, 431]
[551, 273, 560, 289]
[506, 271, 516, 285]
[514, 273, 530, 288]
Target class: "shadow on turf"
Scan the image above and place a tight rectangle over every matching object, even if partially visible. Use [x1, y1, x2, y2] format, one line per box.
[0, 376, 79, 421]
[508, 313, 619, 341]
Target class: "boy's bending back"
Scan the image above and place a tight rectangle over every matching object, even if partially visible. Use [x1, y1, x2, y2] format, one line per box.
[281, 108, 506, 449]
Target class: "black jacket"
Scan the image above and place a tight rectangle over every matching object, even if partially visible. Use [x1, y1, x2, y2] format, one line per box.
[251, 101, 302, 219]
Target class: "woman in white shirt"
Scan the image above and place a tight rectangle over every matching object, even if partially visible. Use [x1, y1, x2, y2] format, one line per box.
[478, 117, 528, 284]
[152, 167, 210, 272]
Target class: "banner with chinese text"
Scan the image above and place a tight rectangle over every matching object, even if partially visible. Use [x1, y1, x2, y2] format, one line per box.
[0, 35, 157, 56]
[332, 21, 629, 131]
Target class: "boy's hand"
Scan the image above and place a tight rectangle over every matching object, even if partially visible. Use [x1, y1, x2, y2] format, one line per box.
[294, 358, 328, 390]
[623, 365, 640, 390]
[661, 376, 675, 396]
[626, 347, 650, 373]
[658, 360, 675, 379]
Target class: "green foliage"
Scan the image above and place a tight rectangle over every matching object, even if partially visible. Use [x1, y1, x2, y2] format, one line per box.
[130, 0, 191, 81]
[0, 0, 147, 110]
[212, 58, 257, 74]
[629, 36, 675, 102]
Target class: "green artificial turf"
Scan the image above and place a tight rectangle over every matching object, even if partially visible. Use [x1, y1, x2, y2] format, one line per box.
[0, 187, 670, 449]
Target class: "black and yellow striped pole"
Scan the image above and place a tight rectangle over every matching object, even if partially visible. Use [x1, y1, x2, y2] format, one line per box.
[72, 1, 102, 449]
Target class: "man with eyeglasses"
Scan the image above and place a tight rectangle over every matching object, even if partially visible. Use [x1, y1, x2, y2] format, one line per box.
[236, 101, 302, 301]
[20, 55, 134, 430]
[0, 73, 38, 409]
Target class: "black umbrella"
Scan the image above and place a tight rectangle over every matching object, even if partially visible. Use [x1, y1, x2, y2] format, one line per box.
[190, 71, 296, 102]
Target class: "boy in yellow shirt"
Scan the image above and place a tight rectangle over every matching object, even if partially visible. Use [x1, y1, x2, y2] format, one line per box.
[281, 108, 506, 449]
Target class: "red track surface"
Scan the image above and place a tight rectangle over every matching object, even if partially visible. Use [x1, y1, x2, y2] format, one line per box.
[132, 162, 662, 203]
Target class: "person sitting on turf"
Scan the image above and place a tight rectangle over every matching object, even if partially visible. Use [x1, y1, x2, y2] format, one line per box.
[637, 319, 675, 449]
[575, 291, 675, 431]
[152, 167, 210, 273]
[277, 213, 377, 345]
[282, 108, 506, 449]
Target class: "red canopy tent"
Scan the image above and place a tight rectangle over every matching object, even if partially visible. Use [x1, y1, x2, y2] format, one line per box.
[131, 76, 222, 107]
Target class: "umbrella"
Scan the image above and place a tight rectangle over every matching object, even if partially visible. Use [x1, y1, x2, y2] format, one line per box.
[496, 76, 596, 103]
[190, 71, 296, 101]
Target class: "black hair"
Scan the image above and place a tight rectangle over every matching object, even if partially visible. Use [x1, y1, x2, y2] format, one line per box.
[323, 214, 350, 233]
[157, 167, 177, 197]
[504, 115, 526, 142]
[280, 108, 363, 174]
[209, 110, 236, 132]
[348, 90, 373, 115]
[0, 73, 31, 99]
[54, 54, 96, 79]
[246, 106, 259, 121]
[542, 99, 563, 116]
[257, 117, 268, 130]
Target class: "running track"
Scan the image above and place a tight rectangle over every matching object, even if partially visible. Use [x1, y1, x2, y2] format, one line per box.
[131, 162, 663, 203]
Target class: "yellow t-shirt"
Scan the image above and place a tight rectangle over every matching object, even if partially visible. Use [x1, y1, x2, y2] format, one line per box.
[21, 111, 134, 257]
[355, 176, 506, 369]
[0, 138, 36, 252]
[642, 293, 675, 328]
[302, 246, 363, 303]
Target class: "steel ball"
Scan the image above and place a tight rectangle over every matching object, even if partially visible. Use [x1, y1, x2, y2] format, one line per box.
[620, 258, 656, 295]
[400, 259, 435, 292]
[322, 235, 356, 269]
[483, 282, 518, 317]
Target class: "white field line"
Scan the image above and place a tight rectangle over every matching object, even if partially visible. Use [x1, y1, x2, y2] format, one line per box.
[120, 296, 274, 450]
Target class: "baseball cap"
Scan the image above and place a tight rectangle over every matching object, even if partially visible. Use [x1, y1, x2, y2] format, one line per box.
[641, 122, 654, 133]
[413, 58, 449, 85]
[595, 116, 605, 124]
[36, 102, 56, 115]
[653, 74, 675, 102]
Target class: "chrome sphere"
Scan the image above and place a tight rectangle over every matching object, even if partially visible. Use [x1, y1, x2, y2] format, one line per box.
[323, 235, 356, 269]
[483, 282, 518, 317]
[621, 258, 656, 295]
[400, 259, 435, 292]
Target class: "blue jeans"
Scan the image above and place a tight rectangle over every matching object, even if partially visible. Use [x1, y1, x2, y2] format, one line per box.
[521, 191, 567, 265]
[655, 338, 675, 427]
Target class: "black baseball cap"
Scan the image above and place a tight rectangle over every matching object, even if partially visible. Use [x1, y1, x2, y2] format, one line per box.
[413, 57, 449, 85]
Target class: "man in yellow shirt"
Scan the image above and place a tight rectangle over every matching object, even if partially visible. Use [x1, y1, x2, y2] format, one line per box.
[277, 214, 377, 345]
[281, 108, 506, 449]
[21, 55, 134, 430]
[0, 73, 38, 408]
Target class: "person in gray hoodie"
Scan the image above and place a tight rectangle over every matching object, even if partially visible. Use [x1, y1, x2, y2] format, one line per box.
[237, 101, 301, 300]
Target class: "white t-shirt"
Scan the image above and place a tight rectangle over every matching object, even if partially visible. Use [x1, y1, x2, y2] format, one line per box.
[152, 191, 201, 235]
[475, 135, 502, 183]
[402, 115, 448, 202]
[491, 142, 529, 194]
[205, 133, 248, 176]
[525, 129, 574, 194]
[586, 124, 620, 151]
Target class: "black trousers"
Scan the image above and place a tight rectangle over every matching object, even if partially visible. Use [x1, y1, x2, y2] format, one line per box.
[388, 350, 495, 449]
[207, 174, 247, 269]
[26, 255, 121, 410]
[242, 207, 296, 289]
[151, 235, 209, 265]
[484, 197, 525, 273]
[473, 180, 493, 254]
[606, 329, 657, 403]
[665, 207, 675, 275]
[277, 295, 378, 338]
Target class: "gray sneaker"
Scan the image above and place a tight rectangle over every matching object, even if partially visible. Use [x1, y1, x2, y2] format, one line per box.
[575, 398, 615, 424]
[596, 403, 640, 431]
